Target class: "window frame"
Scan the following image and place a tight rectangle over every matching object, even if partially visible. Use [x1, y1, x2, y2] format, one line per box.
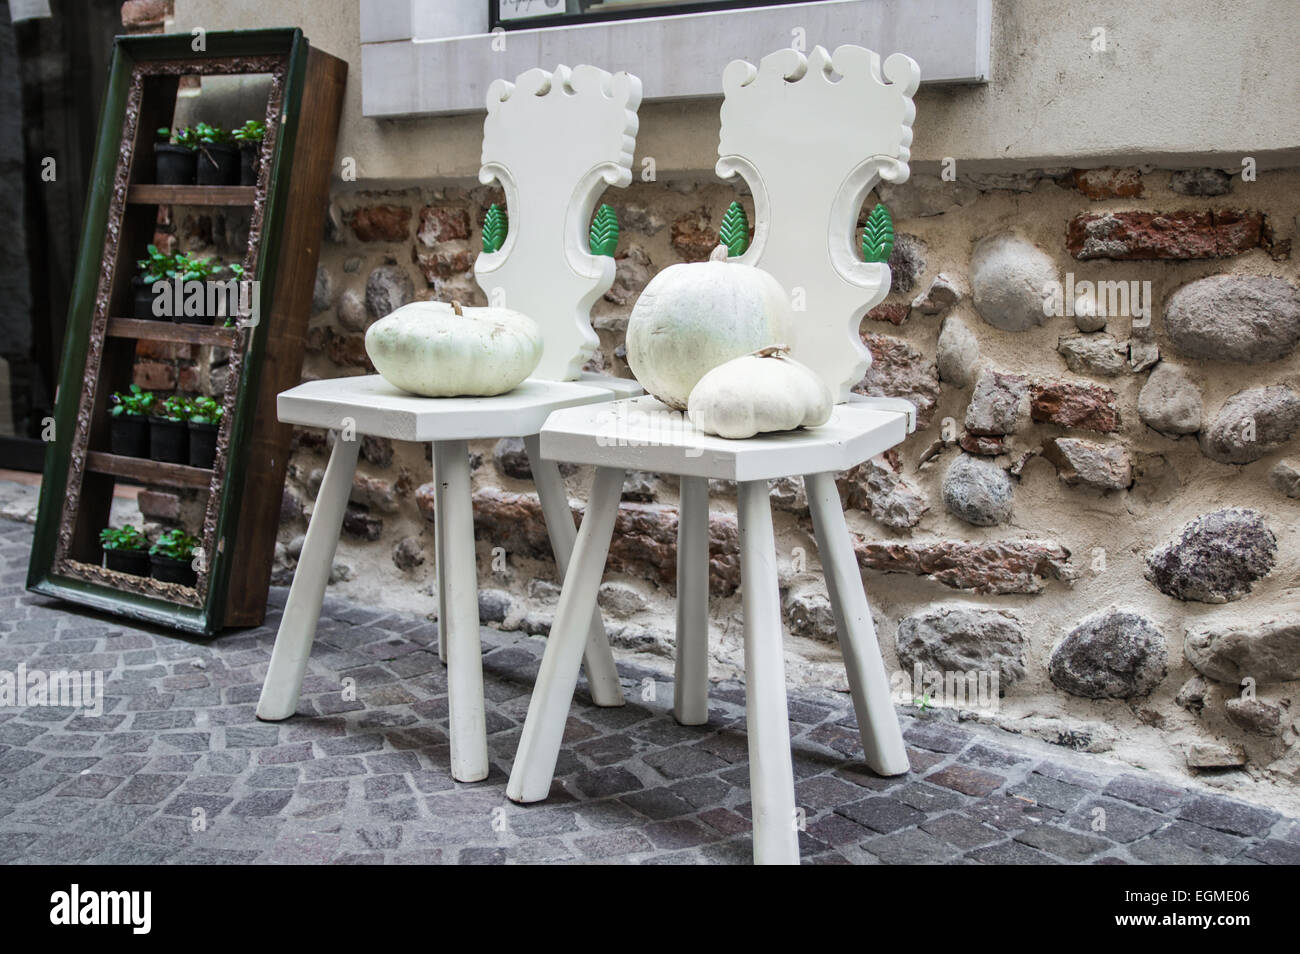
[361, 0, 992, 118]
[489, 0, 826, 31]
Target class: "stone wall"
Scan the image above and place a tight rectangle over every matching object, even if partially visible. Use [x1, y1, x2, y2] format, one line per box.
[171, 163, 1297, 809]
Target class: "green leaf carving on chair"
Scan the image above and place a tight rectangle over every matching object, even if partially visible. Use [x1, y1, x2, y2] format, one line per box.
[482, 203, 508, 254]
[589, 203, 619, 257]
[861, 203, 894, 264]
[718, 200, 750, 257]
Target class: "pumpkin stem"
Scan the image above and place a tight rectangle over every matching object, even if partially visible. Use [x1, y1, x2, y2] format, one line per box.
[754, 344, 790, 358]
[450, 300, 463, 316]
[708, 244, 730, 263]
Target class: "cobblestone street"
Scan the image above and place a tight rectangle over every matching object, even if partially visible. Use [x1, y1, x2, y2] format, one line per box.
[1, 517, 1298, 865]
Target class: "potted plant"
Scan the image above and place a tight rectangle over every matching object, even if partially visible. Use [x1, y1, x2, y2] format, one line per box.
[108, 384, 155, 457]
[149, 528, 200, 586]
[99, 525, 150, 576]
[215, 262, 247, 326]
[232, 119, 265, 186]
[149, 394, 191, 464]
[154, 126, 198, 185]
[170, 252, 218, 324]
[187, 395, 224, 469]
[194, 122, 239, 185]
[134, 244, 173, 319]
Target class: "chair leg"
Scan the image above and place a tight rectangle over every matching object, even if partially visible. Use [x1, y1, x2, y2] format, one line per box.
[432, 450, 448, 664]
[674, 475, 710, 725]
[805, 471, 909, 777]
[432, 440, 488, 783]
[737, 479, 799, 865]
[524, 435, 624, 709]
[257, 432, 359, 721]
[507, 465, 624, 804]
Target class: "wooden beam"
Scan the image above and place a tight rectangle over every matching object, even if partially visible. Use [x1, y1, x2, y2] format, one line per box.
[221, 45, 348, 628]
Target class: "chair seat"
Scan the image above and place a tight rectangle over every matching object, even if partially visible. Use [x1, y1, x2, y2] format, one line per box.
[539, 394, 912, 482]
[276, 373, 639, 442]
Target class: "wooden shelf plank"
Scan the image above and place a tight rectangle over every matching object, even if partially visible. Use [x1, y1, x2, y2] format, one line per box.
[127, 184, 256, 206]
[85, 451, 214, 490]
[107, 317, 239, 346]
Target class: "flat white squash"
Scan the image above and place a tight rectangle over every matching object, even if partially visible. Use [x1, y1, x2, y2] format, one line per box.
[365, 299, 543, 397]
[625, 245, 792, 410]
[687, 346, 833, 439]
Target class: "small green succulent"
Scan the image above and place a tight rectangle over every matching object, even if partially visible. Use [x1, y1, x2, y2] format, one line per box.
[137, 244, 172, 284]
[188, 396, 224, 426]
[156, 395, 192, 423]
[137, 247, 218, 284]
[194, 122, 231, 145]
[158, 126, 199, 149]
[232, 119, 265, 142]
[149, 528, 200, 561]
[109, 384, 155, 418]
[99, 525, 147, 552]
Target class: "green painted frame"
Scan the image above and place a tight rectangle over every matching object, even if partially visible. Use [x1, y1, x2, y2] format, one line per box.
[27, 28, 314, 636]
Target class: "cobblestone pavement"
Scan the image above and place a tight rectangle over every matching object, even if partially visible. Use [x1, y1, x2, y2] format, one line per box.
[2, 519, 1298, 865]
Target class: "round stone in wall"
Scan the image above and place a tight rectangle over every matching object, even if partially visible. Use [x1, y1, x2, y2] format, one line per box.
[895, 605, 1027, 688]
[337, 287, 368, 332]
[942, 453, 1013, 526]
[1048, 607, 1167, 699]
[1184, 614, 1300, 685]
[1198, 385, 1300, 464]
[365, 264, 415, 321]
[886, 233, 928, 295]
[313, 265, 335, 314]
[970, 233, 1058, 332]
[936, 315, 981, 387]
[1269, 459, 1300, 498]
[1137, 362, 1202, 435]
[391, 536, 425, 571]
[1144, 508, 1276, 603]
[1163, 274, 1300, 364]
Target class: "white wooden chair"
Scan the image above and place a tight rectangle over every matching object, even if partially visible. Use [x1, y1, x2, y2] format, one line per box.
[505, 46, 922, 864]
[256, 64, 645, 783]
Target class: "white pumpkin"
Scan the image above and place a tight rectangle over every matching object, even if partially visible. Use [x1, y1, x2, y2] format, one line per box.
[688, 346, 833, 439]
[625, 245, 792, 410]
[365, 299, 543, 397]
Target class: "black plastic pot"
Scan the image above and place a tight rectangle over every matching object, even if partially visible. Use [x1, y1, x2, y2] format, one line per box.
[155, 143, 196, 185]
[109, 414, 149, 458]
[173, 300, 214, 325]
[133, 276, 167, 320]
[104, 548, 150, 576]
[150, 553, 197, 587]
[196, 142, 239, 185]
[239, 142, 260, 186]
[168, 279, 222, 325]
[188, 421, 219, 469]
[149, 416, 188, 464]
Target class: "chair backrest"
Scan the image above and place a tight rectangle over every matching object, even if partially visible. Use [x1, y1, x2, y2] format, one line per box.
[475, 64, 643, 382]
[716, 45, 919, 403]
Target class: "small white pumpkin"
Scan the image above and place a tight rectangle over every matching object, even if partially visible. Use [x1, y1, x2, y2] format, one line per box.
[625, 245, 792, 410]
[688, 346, 833, 439]
[365, 299, 543, 397]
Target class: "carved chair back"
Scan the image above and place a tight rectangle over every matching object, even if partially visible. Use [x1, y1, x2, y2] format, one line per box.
[716, 45, 919, 403]
[474, 65, 643, 382]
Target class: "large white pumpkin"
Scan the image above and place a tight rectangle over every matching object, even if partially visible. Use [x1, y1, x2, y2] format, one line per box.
[365, 299, 543, 397]
[688, 346, 833, 439]
[625, 245, 792, 410]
